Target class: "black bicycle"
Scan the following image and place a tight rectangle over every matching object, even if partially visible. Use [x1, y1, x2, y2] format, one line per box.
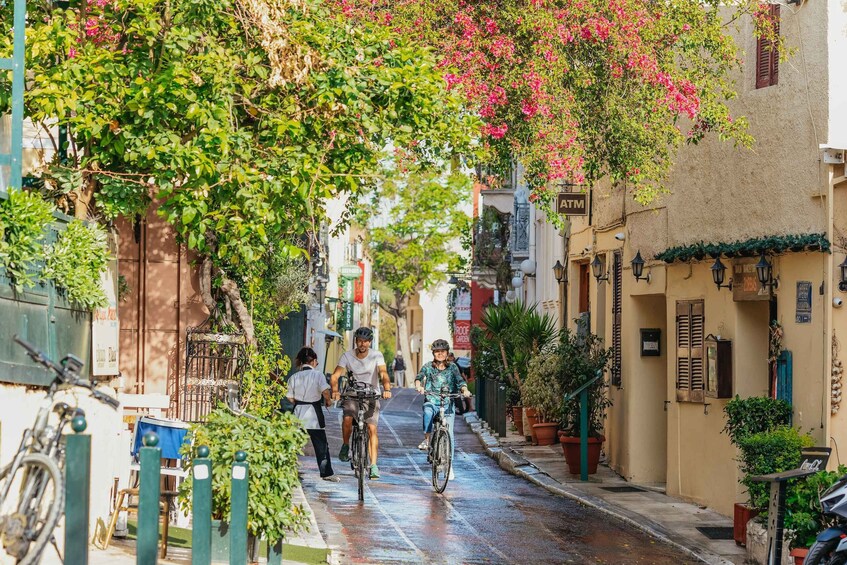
[428, 387, 463, 493]
[341, 378, 379, 501]
[0, 336, 119, 564]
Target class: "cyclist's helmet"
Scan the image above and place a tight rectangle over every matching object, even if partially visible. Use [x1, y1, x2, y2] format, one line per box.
[431, 339, 450, 352]
[353, 327, 374, 341]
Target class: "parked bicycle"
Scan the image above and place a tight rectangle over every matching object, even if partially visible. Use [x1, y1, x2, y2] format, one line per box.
[428, 387, 463, 493]
[0, 336, 119, 564]
[340, 377, 379, 501]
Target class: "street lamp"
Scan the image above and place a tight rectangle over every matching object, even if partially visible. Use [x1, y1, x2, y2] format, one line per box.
[631, 250, 651, 283]
[314, 280, 326, 311]
[710, 257, 733, 291]
[552, 260, 566, 284]
[553, 260, 567, 329]
[591, 255, 608, 283]
[755, 252, 779, 291]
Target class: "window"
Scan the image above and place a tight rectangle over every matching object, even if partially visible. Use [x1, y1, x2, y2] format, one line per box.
[755, 4, 779, 89]
[611, 251, 622, 387]
[676, 300, 704, 402]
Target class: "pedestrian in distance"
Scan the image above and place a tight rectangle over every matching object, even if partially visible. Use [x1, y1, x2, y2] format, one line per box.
[393, 355, 406, 388]
[329, 327, 392, 480]
[415, 339, 471, 480]
[288, 347, 340, 482]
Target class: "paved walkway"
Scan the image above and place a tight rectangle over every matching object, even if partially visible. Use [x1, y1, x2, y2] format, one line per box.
[466, 412, 748, 565]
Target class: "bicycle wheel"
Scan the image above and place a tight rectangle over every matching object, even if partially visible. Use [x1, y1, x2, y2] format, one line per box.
[430, 430, 452, 493]
[357, 428, 369, 502]
[350, 428, 360, 474]
[0, 453, 64, 565]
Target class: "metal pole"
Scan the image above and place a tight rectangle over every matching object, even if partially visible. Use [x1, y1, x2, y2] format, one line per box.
[65, 415, 90, 565]
[477, 376, 485, 422]
[230, 451, 249, 565]
[497, 384, 507, 438]
[192, 446, 212, 565]
[580, 388, 589, 481]
[9, 0, 25, 189]
[137, 432, 161, 565]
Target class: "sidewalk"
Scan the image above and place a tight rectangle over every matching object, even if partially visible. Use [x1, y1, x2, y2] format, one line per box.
[464, 413, 747, 565]
[37, 483, 332, 565]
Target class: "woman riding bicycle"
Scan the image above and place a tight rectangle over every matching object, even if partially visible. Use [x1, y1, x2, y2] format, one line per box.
[414, 339, 470, 480]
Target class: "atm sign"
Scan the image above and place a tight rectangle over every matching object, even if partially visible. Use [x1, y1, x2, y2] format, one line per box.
[556, 192, 588, 216]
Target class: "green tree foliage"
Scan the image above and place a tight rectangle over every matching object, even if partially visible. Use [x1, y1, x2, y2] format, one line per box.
[356, 167, 471, 366]
[0, 0, 477, 343]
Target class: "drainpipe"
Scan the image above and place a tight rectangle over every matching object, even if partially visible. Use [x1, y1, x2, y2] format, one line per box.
[526, 202, 537, 306]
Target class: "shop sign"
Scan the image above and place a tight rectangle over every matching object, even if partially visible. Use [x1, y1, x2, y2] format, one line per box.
[339, 263, 363, 279]
[796, 281, 812, 324]
[732, 258, 770, 302]
[556, 192, 588, 216]
[453, 320, 471, 349]
[341, 277, 354, 302]
[92, 261, 120, 376]
[454, 287, 471, 321]
[354, 261, 365, 304]
[340, 301, 354, 330]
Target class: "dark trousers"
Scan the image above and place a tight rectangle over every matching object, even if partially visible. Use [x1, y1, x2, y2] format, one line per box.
[307, 429, 334, 478]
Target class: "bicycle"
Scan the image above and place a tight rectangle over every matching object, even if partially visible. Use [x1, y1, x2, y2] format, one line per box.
[0, 336, 120, 564]
[427, 387, 463, 493]
[340, 377, 379, 502]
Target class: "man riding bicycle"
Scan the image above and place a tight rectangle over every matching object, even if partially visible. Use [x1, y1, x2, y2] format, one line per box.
[330, 327, 391, 480]
[415, 339, 470, 480]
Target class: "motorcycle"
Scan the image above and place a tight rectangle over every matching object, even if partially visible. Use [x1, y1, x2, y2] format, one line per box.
[806, 473, 847, 565]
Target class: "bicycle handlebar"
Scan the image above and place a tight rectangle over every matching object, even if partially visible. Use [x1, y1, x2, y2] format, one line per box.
[14, 335, 121, 410]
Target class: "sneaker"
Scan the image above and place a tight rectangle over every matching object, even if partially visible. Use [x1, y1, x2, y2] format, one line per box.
[448, 468, 454, 481]
[417, 440, 429, 451]
[369, 464, 380, 480]
[338, 444, 350, 462]
[322, 474, 341, 482]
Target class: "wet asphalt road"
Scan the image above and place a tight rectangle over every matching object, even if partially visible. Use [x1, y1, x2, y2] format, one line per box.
[298, 388, 697, 564]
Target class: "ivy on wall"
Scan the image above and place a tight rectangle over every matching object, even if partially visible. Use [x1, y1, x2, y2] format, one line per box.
[655, 233, 830, 264]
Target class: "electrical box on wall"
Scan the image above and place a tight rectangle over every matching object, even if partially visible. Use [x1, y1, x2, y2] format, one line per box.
[705, 335, 733, 399]
[822, 147, 845, 164]
[640, 329, 661, 357]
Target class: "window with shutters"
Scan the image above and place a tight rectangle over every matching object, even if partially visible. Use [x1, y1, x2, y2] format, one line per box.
[611, 251, 622, 387]
[755, 4, 779, 89]
[676, 300, 705, 402]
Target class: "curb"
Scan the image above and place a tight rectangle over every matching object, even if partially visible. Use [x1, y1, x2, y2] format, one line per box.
[464, 413, 734, 565]
[289, 482, 337, 564]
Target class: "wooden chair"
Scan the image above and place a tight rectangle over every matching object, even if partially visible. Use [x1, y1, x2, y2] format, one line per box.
[100, 487, 179, 558]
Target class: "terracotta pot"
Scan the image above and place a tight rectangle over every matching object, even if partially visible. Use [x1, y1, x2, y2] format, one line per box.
[560, 435, 605, 475]
[733, 503, 760, 547]
[511, 406, 524, 436]
[789, 547, 808, 565]
[524, 407, 539, 445]
[533, 422, 559, 446]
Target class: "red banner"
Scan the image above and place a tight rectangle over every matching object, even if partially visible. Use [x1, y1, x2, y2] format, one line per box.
[354, 261, 365, 303]
[454, 320, 471, 350]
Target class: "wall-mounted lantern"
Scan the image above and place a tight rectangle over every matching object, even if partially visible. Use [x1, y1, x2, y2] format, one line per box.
[631, 250, 651, 283]
[591, 255, 608, 283]
[710, 257, 733, 291]
[755, 252, 779, 291]
[839, 256, 847, 292]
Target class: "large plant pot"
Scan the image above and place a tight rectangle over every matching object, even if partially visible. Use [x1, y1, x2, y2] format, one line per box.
[560, 435, 604, 475]
[525, 408, 539, 445]
[790, 547, 808, 565]
[533, 422, 559, 446]
[512, 406, 524, 436]
[733, 503, 760, 547]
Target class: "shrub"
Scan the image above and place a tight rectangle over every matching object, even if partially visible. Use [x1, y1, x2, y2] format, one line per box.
[522, 351, 562, 423]
[785, 466, 847, 549]
[179, 408, 308, 542]
[737, 427, 814, 509]
[557, 328, 613, 438]
[723, 395, 792, 446]
[0, 190, 54, 290]
[43, 220, 110, 309]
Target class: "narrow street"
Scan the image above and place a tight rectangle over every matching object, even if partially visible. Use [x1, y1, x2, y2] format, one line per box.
[298, 389, 697, 564]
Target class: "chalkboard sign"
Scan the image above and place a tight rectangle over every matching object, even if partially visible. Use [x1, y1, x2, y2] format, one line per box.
[732, 258, 770, 302]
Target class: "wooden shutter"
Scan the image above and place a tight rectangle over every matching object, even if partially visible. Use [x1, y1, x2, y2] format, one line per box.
[755, 5, 779, 89]
[676, 300, 704, 402]
[611, 251, 622, 387]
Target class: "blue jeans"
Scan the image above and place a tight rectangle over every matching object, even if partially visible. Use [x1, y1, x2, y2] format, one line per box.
[423, 402, 455, 460]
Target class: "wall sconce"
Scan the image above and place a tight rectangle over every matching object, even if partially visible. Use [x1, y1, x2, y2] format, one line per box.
[314, 280, 327, 311]
[511, 274, 524, 288]
[839, 256, 847, 292]
[755, 252, 779, 291]
[520, 259, 537, 277]
[553, 260, 566, 284]
[631, 251, 651, 283]
[591, 255, 608, 283]
[710, 257, 733, 291]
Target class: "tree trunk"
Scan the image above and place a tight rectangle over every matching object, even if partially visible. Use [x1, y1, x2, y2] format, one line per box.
[72, 172, 97, 220]
[199, 257, 218, 315]
[220, 275, 256, 348]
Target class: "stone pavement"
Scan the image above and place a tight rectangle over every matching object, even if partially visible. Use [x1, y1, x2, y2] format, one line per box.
[37, 483, 331, 565]
[465, 412, 748, 565]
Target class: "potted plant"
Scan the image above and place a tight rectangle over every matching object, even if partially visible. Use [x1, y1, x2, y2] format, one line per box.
[784, 465, 847, 562]
[179, 407, 308, 562]
[522, 351, 563, 446]
[722, 395, 792, 546]
[555, 328, 613, 475]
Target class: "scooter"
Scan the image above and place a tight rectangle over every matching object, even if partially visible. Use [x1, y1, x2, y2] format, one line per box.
[805, 473, 847, 565]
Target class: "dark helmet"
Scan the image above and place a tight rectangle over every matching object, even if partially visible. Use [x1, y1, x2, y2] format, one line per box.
[431, 339, 450, 352]
[353, 327, 374, 341]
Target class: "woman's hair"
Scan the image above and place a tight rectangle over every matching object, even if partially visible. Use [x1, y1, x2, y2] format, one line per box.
[295, 347, 318, 366]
